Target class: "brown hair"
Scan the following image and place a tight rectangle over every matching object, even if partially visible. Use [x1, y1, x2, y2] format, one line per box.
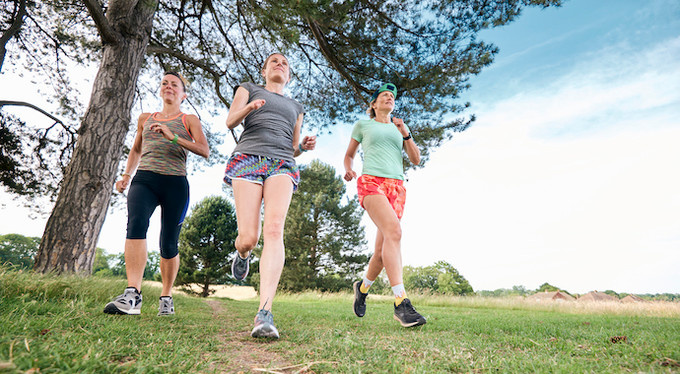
[164, 71, 188, 92]
[261, 53, 291, 83]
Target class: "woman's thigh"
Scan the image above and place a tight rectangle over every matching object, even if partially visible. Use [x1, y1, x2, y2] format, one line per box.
[363, 194, 402, 239]
[232, 179, 264, 238]
[262, 175, 294, 238]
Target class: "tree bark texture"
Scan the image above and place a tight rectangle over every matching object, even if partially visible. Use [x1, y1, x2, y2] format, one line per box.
[33, 0, 158, 274]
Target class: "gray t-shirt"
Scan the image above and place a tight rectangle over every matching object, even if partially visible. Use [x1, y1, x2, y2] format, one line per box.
[232, 82, 304, 162]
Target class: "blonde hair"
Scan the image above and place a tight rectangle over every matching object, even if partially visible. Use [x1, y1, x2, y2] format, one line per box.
[366, 99, 377, 118]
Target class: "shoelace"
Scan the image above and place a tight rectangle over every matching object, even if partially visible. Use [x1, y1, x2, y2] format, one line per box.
[235, 255, 250, 269]
[401, 300, 418, 314]
[257, 309, 273, 324]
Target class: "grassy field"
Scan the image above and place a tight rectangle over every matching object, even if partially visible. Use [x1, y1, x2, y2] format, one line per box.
[1, 267, 679, 373]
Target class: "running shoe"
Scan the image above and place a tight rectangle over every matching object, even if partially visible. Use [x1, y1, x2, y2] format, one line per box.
[251, 309, 279, 339]
[157, 296, 175, 316]
[231, 251, 251, 280]
[393, 298, 426, 327]
[353, 280, 368, 317]
[103, 287, 142, 315]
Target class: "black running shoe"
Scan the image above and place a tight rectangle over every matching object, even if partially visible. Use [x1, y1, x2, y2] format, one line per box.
[251, 309, 279, 339]
[103, 287, 142, 315]
[231, 251, 251, 280]
[353, 280, 368, 317]
[393, 298, 426, 327]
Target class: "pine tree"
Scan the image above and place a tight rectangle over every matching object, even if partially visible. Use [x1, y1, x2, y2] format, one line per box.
[176, 196, 238, 297]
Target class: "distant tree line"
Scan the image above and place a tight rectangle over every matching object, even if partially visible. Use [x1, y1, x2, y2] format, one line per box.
[476, 282, 679, 302]
[403, 261, 474, 296]
[91, 248, 160, 282]
[4, 233, 678, 301]
[0, 233, 161, 279]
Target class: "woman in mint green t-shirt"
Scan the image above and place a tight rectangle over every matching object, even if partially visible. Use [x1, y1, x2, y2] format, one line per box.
[343, 83, 426, 328]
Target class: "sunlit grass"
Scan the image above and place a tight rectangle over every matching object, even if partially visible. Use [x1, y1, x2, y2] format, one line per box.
[2, 266, 679, 373]
[275, 289, 680, 317]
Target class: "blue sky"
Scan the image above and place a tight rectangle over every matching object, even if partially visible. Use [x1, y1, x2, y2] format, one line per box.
[393, 0, 680, 294]
[2, 0, 679, 294]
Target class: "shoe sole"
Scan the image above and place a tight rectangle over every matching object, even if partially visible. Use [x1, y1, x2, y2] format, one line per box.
[231, 254, 249, 280]
[393, 314, 426, 327]
[251, 324, 280, 339]
[353, 281, 366, 318]
[103, 303, 141, 315]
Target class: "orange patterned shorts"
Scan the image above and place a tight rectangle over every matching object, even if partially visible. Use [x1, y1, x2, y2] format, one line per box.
[357, 174, 406, 219]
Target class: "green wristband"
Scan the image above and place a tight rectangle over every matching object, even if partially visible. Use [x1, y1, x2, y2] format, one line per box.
[171, 134, 178, 144]
[298, 143, 306, 153]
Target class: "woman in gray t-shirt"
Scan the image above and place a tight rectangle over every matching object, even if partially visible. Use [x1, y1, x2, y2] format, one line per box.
[224, 53, 316, 339]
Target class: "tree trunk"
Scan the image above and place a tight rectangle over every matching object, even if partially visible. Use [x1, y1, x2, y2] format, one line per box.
[0, 0, 27, 73]
[33, 0, 158, 274]
[201, 281, 210, 298]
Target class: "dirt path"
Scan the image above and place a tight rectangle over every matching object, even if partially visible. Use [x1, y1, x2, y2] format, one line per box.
[204, 299, 295, 373]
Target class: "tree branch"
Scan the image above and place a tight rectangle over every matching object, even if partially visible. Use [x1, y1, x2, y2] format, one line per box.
[204, 0, 252, 83]
[305, 18, 369, 103]
[82, 0, 121, 45]
[362, 1, 421, 37]
[0, 0, 27, 72]
[0, 100, 65, 127]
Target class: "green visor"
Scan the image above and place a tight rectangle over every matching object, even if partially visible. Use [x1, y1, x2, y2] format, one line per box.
[371, 83, 397, 101]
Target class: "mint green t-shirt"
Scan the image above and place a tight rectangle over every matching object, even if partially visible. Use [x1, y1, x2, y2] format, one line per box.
[351, 119, 410, 180]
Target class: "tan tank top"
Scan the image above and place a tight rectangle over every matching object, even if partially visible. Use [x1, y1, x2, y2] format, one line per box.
[137, 112, 194, 176]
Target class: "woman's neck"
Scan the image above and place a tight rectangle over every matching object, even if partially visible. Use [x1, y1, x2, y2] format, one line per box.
[158, 104, 182, 118]
[265, 81, 286, 95]
[374, 111, 391, 124]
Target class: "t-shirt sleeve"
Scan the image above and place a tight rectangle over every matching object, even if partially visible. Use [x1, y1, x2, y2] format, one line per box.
[351, 121, 363, 143]
[239, 82, 255, 96]
[295, 100, 305, 116]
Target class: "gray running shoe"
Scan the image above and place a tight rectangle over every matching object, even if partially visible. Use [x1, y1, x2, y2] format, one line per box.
[231, 251, 251, 280]
[103, 287, 142, 315]
[158, 296, 175, 316]
[251, 309, 279, 339]
[393, 298, 426, 327]
[353, 280, 368, 317]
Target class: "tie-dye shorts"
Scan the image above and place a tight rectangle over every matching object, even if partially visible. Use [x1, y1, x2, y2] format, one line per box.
[224, 153, 300, 191]
[357, 174, 406, 219]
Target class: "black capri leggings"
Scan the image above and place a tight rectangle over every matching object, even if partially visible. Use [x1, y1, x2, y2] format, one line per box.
[126, 170, 189, 259]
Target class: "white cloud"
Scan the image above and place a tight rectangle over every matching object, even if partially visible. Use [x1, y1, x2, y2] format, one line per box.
[399, 36, 680, 294]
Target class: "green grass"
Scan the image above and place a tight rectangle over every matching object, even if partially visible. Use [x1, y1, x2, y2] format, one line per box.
[1, 267, 679, 373]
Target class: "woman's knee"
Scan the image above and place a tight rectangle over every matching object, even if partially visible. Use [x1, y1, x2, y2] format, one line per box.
[381, 224, 402, 242]
[126, 221, 149, 240]
[262, 219, 285, 241]
[237, 232, 260, 250]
